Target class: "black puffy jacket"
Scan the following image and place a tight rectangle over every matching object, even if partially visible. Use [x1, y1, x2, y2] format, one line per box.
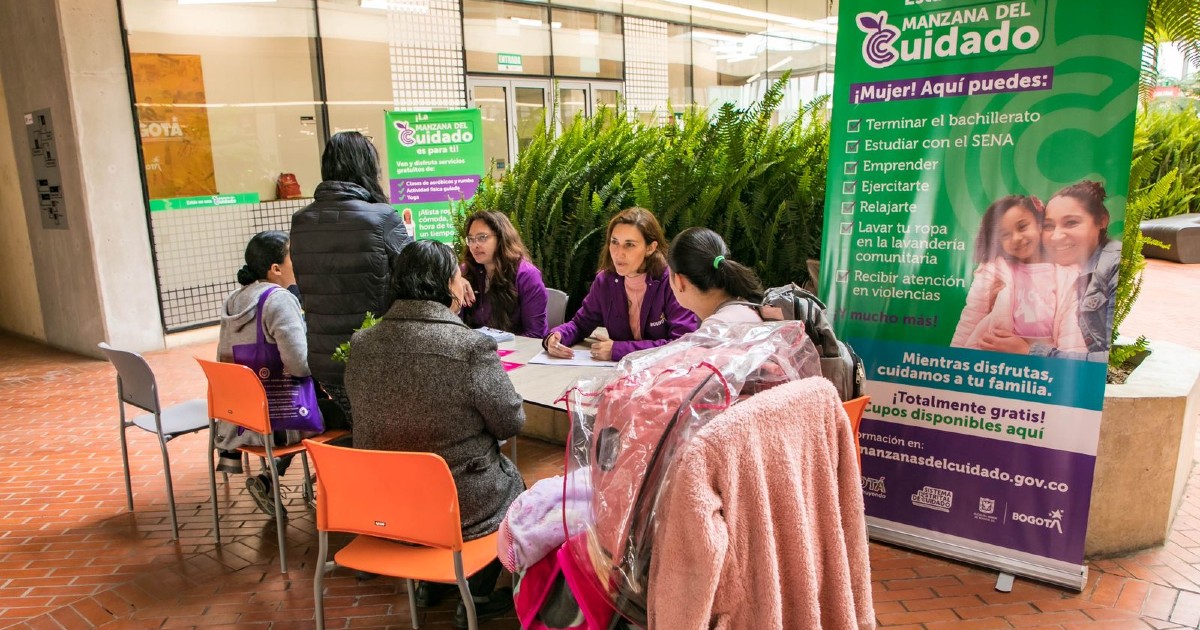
[291, 181, 412, 385]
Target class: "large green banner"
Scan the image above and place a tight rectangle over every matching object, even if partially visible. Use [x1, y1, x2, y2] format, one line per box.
[385, 109, 485, 243]
[822, 0, 1146, 589]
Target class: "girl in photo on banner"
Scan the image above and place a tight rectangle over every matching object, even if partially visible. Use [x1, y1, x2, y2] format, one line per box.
[981, 181, 1121, 362]
[952, 195, 1088, 355]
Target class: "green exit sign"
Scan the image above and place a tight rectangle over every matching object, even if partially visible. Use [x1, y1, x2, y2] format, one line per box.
[497, 53, 523, 71]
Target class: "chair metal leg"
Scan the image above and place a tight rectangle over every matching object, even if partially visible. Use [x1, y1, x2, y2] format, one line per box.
[265, 441, 287, 573]
[118, 403, 134, 512]
[453, 552, 477, 630]
[314, 531, 328, 630]
[207, 420, 221, 544]
[406, 579, 419, 629]
[156, 423, 181, 541]
[301, 451, 314, 507]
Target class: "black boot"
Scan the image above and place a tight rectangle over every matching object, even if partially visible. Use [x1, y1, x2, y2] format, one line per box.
[415, 580, 457, 608]
[453, 587, 513, 629]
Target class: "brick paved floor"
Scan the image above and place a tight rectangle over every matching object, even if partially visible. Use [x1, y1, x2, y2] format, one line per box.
[0, 258, 1197, 629]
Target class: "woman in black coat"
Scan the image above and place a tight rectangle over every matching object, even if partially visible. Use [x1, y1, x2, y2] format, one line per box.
[290, 131, 412, 423]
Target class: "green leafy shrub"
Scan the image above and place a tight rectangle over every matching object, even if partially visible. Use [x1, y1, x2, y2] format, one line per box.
[1110, 141, 1173, 371]
[467, 76, 829, 312]
[1131, 105, 1200, 219]
[331, 311, 381, 364]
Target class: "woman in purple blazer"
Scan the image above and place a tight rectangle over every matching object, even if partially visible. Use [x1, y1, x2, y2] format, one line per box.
[460, 211, 548, 338]
[545, 207, 698, 361]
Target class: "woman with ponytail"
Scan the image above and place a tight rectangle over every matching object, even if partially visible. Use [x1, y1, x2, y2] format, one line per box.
[213, 231, 314, 517]
[667, 227, 766, 324]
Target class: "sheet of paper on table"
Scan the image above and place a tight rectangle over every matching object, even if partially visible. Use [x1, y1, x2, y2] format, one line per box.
[527, 350, 617, 368]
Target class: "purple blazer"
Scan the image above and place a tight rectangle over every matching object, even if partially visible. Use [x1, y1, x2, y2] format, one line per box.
[461, 259, 548, 338]
[549, 269, 699, 361]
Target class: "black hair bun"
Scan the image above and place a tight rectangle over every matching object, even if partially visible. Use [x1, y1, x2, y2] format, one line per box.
[236, 265, 256, 286]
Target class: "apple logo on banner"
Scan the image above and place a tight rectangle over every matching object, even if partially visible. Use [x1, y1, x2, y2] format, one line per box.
[857, 12, 900, 68]
[394, 120, 417, 147]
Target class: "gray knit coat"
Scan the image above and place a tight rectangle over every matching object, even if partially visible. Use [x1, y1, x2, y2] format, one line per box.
[344, 299, 526, 540]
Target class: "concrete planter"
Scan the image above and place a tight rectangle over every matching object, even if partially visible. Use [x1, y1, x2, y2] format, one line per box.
[1085, 340, 1200, 557]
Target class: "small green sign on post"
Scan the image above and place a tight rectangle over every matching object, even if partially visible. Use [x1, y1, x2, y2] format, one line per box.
[384, 109, 486, 243]
[149, 192, 260, 212]
[497, 52, 523, 72]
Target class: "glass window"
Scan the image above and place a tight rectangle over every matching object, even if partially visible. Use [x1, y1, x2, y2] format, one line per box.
[691, 28, 766, 110]
[558, 85, 589, 127]
[551, 0, 622, 12]
[124, 0, 321, 201]
[464, 0, 551, 75]
[623, 0, 691, 22]
[766, 0, 831, 22]
[317, 0, 393, 177]
[550, 9, 624, 80]
[668, 23, 692, 108]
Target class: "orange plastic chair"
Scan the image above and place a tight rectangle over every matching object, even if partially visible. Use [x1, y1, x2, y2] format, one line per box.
[195, 359, 349, 573]
[305, 440, 500, 630]
[842, 396, 870, 470]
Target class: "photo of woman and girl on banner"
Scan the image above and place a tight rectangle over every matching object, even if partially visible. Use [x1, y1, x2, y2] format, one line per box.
[951, 180, 1121, 363]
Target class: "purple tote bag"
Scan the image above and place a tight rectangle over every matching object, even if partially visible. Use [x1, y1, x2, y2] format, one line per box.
[230, 286, 324, 433]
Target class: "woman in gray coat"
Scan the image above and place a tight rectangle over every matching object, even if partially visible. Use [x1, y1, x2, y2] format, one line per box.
[344, 240, 524, 628]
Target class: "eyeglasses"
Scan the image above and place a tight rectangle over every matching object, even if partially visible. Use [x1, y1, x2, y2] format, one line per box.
[465, 233, 493, 245]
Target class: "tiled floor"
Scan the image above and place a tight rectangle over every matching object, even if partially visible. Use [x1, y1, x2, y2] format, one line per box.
[0, 258, 1197, 629]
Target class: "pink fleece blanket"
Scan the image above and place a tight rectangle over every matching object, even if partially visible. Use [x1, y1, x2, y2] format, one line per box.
[648, 377, 875, 629]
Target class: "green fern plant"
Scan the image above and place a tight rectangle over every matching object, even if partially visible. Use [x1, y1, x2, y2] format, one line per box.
[1131, 105, 1200, 218]
[1141, 0, 1200, 108]
[467, 77, 830, 310]
[1110, 147, 1174, 369]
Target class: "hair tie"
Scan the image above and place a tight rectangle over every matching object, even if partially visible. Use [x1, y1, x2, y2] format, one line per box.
[1030, 195, 1045, 214]
[712, 255, 725, 269]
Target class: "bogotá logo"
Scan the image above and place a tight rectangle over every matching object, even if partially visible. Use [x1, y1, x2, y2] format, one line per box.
[857, 11, 900, 68]
[1012, 509, 1064, 534]
[394, 120, 417, 147]
[862, 475, 887, 499]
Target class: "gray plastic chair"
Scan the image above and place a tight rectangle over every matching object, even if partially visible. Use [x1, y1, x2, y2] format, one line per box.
[546, 288, 568, 329]
[99, 342, 209, 540]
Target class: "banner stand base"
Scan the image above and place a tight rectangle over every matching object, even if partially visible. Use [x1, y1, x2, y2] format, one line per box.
[995, 573, 1015, 593]
[868, 523, 1087, 592]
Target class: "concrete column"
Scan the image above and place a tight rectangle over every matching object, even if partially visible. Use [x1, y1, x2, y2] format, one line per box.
[0, 72, 45, 341]
[0, 0, 163, 355]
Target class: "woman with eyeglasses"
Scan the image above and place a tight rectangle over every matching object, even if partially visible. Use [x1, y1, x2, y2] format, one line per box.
[544, 207, 698, 362]
[459, 211, 549, 337]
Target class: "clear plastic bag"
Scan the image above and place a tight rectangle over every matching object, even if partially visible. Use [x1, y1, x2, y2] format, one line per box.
[560, 320, 821, 626]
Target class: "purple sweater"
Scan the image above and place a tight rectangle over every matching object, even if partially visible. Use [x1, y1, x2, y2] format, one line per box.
[461, 259, 548, 338]
[550, 269, 698, 361]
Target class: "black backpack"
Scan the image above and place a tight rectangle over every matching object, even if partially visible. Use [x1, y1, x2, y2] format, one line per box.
[760, 283, 865, 401]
